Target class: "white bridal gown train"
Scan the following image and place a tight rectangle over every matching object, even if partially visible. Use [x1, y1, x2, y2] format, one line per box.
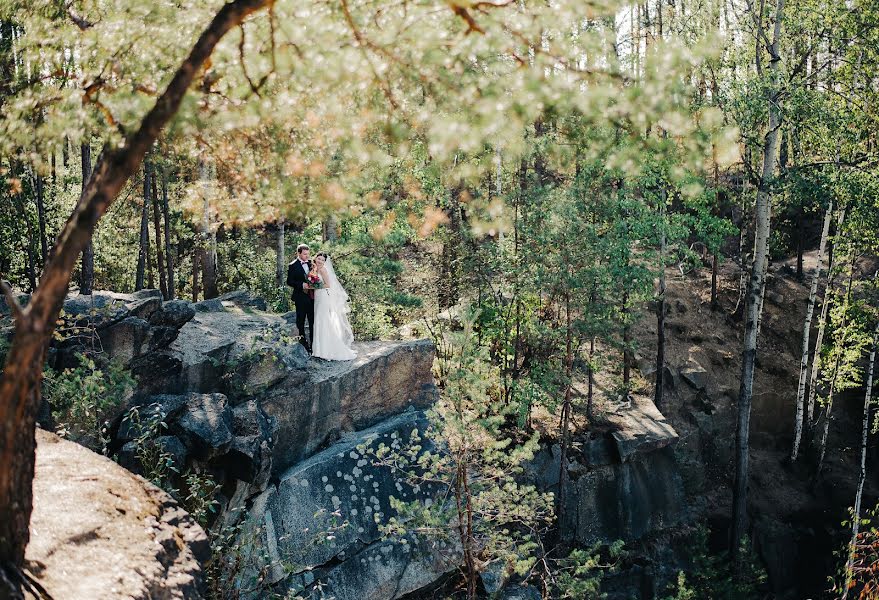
[312, 258, 358, 361]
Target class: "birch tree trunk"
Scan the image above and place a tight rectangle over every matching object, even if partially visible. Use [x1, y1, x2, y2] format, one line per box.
[791, 200, 833, 461]
[843, 318, 878, 599]
[807, 207, 847, 428]
[816, 257, 856, 472]
[732, 0, 785, 571]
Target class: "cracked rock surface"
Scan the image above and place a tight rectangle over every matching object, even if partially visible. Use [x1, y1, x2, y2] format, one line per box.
[27, 429, 209, 599]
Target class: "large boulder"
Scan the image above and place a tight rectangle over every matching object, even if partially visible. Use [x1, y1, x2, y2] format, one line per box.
[149, 299, 197, 329]
[262, 339, 439, 474]
[606, 396, 679, 462]
[174, 392, 234, 460]
[238, 409, 455, 600]
[28, 429, 209, 599]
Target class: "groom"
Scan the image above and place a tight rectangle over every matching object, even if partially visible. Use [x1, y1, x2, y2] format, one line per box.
[287, 243, 315, 352]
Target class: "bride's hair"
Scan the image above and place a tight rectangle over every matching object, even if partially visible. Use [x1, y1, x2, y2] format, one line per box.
[316, 252, 328, 260]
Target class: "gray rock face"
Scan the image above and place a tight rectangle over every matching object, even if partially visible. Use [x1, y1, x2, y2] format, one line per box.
[679, 363, 709, 391]
[562, 446, 685, 545]
[606, 396, 679, 462]
[150, 299, 197, 329]
[99, 316, 152, 363]
[263, 339, 438, 474]
[175, 393, 234, 460]
[527, 397, 685, 548]
[239, 410, 455, 600]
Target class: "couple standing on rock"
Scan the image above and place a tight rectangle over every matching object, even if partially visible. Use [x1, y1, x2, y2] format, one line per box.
[286, 243, 358, 361]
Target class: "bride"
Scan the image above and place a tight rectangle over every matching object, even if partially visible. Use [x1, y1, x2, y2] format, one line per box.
[310, 252, 358, 361]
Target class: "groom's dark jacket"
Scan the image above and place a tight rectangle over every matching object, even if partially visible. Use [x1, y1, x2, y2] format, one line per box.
[286, 259, 313, 301]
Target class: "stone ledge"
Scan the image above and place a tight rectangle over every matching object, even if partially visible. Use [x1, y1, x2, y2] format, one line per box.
[605, 396, 679, 463]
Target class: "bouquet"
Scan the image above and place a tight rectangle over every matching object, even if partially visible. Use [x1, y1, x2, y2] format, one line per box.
[306, 271, 324, 289]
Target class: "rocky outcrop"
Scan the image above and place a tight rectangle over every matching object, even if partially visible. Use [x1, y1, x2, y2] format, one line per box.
[261, 339, 438, 473]
[27, 429, 209, 599]
[41, 289, 443, 599]
[530, 396, 685, 546]
[236, 409, 456, 600]
[51, 290, 437, 524]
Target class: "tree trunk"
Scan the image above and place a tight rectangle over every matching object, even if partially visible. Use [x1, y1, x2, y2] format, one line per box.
[816, 256, 856, 472]
[557, 291, 573, 532]
[79, 143, 94, 295]
[162, 167, 177, 300]
[843, 318, 878, 599]
[0, 2, 269, 590]
[808, 207, 847, 428]
[711, 253, 719, 309]
[192, 247, 202, 303]
[275, 221, 286, 288]
[791, 200, 833, 461]
[322, 215, 338, 243]
[587, 336, 595, 420]
[161, 167, 175, 300]
[796, 210, 804, 279]
[732, 0, 785, 571]
[136, 162, 152, 291]
[201, 206, 218, 300]
[34, 174, 47, 267]
[151, 168, 168, 299]
[622, 290, 631, 388]
[655, 188, 667, 407]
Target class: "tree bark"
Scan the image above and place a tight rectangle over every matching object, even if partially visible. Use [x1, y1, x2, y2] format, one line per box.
[816, 255, 856, 472]
[161, 167, 175, 300]
[557, 291, 573, 532]
[136, 162, 152, 291]
[322, 215, 337, 243]
[622, 289, 631, 387]
[655, 190, 667, 408]
[791, 200, 833, 461]
[199, 163, 218, 300]
[843, 318, 878, 599]
[34, 174, 47, 267]
[151, 168, 168, 299]
[275, 221, 286, 288]
[731, 0, 785, 571]
[79, 143, 94, 295]
[0, 0, 269, 589]
[807, 207, 847, 428]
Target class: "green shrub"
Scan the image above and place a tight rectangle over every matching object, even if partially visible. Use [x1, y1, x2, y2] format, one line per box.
[43, 353, 135, 452]
[661, 527, 766, 600]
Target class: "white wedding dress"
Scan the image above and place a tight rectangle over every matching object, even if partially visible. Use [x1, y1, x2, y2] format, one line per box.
[312, 258, 358, 361]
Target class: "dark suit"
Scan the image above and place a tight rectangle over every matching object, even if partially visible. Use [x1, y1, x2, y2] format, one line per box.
[287, 259, 315, 349]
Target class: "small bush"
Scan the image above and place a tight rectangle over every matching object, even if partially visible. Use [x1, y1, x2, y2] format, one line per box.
[43, 353, 135, 452]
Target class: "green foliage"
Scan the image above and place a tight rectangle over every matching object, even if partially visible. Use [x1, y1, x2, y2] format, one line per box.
[833, 503, 879, 598]
[661, 528, 767, 600]
[553, 541, 626, 599]
[43, 353, 135, 451]
[121, 402, 220, 528]
[367, 309, 554, 588]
